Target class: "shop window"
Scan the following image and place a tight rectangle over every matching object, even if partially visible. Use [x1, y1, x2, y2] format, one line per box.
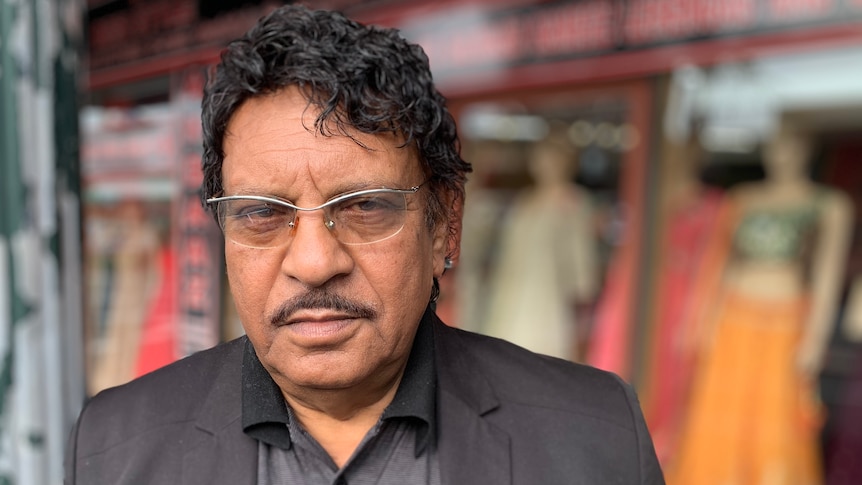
[446, 90, 645, 369]
[80, 99, 223, 396]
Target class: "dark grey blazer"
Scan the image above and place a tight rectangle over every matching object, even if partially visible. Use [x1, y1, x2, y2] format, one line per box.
[65, 314, 665, 484]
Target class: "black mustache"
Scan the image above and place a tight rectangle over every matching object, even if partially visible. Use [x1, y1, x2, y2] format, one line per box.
[270, 289, 377, 325]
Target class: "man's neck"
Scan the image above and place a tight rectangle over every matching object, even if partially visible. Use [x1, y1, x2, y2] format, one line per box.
[281, 365, 406, 468]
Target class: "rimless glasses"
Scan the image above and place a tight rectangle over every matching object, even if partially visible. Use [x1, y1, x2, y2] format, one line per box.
[207, 182, 426, 249]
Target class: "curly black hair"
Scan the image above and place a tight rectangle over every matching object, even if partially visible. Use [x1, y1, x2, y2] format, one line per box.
[200, 4, 471, 241]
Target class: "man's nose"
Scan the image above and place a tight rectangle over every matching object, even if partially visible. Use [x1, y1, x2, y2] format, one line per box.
[280, 210, 354, 288]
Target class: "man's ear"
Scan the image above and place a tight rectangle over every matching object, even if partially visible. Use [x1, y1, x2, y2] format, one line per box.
[433, 192, 463, 277]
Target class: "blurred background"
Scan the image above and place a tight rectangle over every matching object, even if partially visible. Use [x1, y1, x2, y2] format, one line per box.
[2, 0, 862, 483]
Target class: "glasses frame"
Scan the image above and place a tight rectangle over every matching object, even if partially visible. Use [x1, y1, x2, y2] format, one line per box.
[206, 183, 426, 247]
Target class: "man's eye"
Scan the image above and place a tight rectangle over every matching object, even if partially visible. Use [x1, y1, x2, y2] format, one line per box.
[342, 194, 404, 213]
[232, 203, 293, 223]
[352, 197, 391, 212]
[238, 204, 276, 219]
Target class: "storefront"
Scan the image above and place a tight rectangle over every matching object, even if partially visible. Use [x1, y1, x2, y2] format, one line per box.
[360, 0, 862, 481]
[83, 0, 862, 482]
[81, 0, 271, 394]
[80, 77, 224, 395]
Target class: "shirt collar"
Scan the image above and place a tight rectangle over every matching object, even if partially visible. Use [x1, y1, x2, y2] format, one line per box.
[241, 307, 438, 455]
[241, 338, 292, 449]
[382, 307, 437, 454]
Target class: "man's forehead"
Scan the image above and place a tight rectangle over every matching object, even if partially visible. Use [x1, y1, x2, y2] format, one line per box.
[223, 104, 422, 196]
[227, 87, 411, 154]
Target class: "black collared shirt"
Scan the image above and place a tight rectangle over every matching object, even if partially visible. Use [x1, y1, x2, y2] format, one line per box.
[242, 309, 440, 484]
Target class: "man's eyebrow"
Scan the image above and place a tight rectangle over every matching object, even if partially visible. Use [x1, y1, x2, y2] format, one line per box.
[222, 185, 279, 197]
[222, 180, 406, 199]
[327, 181, 409, 198]
[336, 178, 408, 190]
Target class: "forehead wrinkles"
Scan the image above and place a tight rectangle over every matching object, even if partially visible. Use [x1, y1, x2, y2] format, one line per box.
[223, 131, 407, 182]
[222, 106, 421, 201]
[225, 99, 407, 160]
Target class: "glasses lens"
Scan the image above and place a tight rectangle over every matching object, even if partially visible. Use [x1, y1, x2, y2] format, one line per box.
[328, 191, 409, 245]
[213, 190, 414, 248]
[218, 199, 295, 248]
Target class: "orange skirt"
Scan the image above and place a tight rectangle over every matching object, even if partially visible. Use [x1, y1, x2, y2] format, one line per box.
[667, 291, 823, 485]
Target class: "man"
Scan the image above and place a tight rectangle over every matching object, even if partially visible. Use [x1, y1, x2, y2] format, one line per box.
[65, 5, 664, 484]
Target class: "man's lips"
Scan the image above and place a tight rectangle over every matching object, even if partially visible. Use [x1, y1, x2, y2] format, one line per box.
[281, 310, 360, 326]
[279, 312, 362, 340]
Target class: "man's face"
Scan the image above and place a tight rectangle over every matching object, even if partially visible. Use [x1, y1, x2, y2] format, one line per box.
[221, 86, 449, 394]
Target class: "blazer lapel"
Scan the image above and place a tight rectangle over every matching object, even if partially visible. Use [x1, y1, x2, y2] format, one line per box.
[182, 338, 258, 485]
[433, 317, 512, 485]
[182, 419, 258, 485]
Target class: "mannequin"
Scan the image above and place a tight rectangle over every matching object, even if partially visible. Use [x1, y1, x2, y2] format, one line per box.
[668, 125, 854, 485]
[482, 131, 599, 361]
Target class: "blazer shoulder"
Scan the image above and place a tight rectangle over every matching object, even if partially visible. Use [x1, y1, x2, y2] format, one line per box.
[75, 337, 246, 451]
[437, 324, 638, 429]
[90, 336, 245, 402]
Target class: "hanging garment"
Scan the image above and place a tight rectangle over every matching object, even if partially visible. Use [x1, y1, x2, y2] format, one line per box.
[482, 186, 598, 360]
[667, 193, 826, 485]
[668, 290, 823, 485]
[645, 189, 723, 464]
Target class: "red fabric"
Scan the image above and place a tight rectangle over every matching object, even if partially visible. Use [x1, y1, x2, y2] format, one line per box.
[135, 247, 178, 376]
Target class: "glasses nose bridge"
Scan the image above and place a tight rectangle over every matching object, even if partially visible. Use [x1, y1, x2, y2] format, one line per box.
[291, 200, 338, 232]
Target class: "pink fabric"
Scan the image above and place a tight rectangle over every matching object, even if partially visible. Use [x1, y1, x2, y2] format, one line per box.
[645, 189, 723, 464]
[587, 248, 634, 379]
